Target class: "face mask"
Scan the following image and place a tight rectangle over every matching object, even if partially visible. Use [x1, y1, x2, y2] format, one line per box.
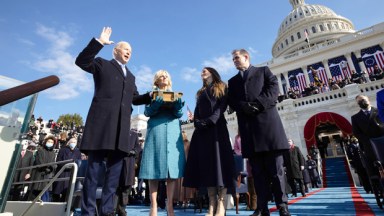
[69, 143, 76, 149]
[46, 143, 54, 148]
[358, 99, 369, 109]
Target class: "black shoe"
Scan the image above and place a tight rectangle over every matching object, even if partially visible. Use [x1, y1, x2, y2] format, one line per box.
[279, 206, 291, 216]
[250, 209, 270, 216]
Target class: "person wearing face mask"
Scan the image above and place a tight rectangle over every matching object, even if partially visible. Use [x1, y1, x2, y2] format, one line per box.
[183, 67, 235, 216]
[11, 140, 34, 201]
[351, 94, 384, 191]
[52, 138, 82, 202]
[28, 135, 57, 202]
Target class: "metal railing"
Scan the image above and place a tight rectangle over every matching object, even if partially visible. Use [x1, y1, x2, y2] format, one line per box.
[10, 159, 78, 216]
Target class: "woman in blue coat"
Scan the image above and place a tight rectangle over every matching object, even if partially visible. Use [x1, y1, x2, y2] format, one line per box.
[139, 70, 185, 216]
[183, 67, 235, 216]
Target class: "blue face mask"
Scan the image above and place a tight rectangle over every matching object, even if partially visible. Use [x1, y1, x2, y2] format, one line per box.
[69, 143, 76, 149]
[46, 143, 53, 148]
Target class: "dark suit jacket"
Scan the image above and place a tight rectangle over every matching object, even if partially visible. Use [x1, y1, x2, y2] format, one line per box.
[120, 130, 142, 187]
[14, 150, 34, 183]
[351, 107, 384, 163]
[228, 65, 289, 157]
[75, 38, 151, 153]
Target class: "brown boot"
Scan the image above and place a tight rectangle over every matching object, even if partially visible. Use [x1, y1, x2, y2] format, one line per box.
[214, 187, 227, 216]
[206, 187, 217, 216]
[248, 176, 257, 210]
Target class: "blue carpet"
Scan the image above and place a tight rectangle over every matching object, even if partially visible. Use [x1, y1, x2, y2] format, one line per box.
[73, 187, 383, 215]
[324, 157, 351, 187]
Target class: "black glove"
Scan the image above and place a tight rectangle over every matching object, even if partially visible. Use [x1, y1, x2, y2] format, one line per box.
[194, 119, 212, 129]
[241, 102, 261, 116]
[128, 150, 136, 157]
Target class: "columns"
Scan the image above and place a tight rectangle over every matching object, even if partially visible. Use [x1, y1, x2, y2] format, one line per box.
[277, 73, 284, 94]
[345, 53, 357, 73]
[353, 50, 367, 72]
[283, 72, 290, 89]
[322, 60, 332, 80]
[301, 66, 310, 85]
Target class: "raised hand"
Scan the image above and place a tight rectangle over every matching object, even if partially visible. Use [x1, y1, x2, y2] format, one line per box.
[98, 27, 114, 45]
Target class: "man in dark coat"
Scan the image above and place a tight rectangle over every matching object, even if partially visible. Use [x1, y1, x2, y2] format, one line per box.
[305, 155, 319, 188]
[228, 49, 290, 216]
[12, 140, 34, 201]
[351, 94, 384, 183]
[283, 139, 306, 197]
[115, 129, 142, 216]
[75, 27, 151, 216]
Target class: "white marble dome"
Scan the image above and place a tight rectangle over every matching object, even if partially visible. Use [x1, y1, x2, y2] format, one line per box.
[272, 0, 355, 58]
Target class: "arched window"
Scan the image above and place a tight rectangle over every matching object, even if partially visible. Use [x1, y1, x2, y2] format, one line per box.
[291, 35, 294, 42]
[327, 23, 332, 31]
[320, 25, 324, 31]
[297, 32, 301, 39]
[312, 26, 316, 33]
[285, 39, 288, 45]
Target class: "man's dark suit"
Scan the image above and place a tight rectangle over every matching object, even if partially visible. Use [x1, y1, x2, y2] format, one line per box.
[75, 38, 151, 216]
[12, 150, 34, 201]
[351, 107, 384, 176]
[228, 65, 289, 210]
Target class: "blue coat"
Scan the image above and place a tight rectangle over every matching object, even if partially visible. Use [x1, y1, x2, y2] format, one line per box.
[377, 88, 384, 122]
[139, 99, 185, 179]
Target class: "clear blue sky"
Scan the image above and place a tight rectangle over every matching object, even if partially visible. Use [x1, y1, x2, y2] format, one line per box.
[1, 0, 383, 122]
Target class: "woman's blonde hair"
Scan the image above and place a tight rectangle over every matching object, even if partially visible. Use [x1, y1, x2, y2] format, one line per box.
[153, 70, 172, 91]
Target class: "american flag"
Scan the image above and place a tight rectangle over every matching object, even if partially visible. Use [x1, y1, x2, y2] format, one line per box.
[288, 69, 307, 91]
[328, 56, 352, 78]
[362, 45, 384, 74]
[329, 63, 346, 81]
[186, 105, 194, 121]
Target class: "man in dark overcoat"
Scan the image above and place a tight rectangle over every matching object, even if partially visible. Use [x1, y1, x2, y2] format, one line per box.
[75, 27, 151, 216]
[12, 140, 34, 201]
[115, 129, 142, 216]
[351, 94, 384, 182]
[283, 139, 306, 197]
[228, 49, 290, 216]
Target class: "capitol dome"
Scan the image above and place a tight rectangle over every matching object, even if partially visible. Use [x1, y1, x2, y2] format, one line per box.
[272, 0, 355, 58]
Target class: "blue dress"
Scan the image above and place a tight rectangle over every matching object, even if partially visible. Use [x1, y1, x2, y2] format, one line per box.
[139, 93, 185, 179]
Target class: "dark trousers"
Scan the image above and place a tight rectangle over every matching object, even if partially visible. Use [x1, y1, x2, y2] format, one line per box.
[288, 178, 305, 196]
[81, 150, 125, 216]
[249, 151, 288, 210]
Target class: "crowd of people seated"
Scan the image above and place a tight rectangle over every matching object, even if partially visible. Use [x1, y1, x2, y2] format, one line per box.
[284, 67, 382, 100]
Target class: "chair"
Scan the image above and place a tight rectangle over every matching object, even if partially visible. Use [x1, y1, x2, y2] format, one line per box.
[369, 136, 384, 209]
[233, 155, 250, 214]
